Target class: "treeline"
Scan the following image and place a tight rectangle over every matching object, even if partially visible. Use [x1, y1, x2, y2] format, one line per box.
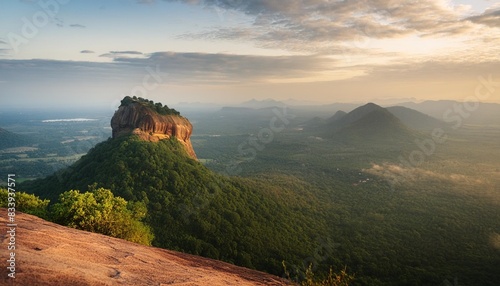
[120, 96, 180, 116]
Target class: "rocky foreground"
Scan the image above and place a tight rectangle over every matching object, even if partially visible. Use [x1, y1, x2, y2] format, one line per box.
[0, 208, 293, 286]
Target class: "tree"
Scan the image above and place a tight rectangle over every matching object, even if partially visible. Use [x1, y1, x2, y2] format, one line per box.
[0, 189, 50, 218]
[120, 96, 134, 106]
[51, 187, 154, 245]
[283, 261, 355, 286]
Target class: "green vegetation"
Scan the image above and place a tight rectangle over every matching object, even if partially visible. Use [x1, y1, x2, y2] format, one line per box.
[0, 187, 153, 246]
[283, 262, 355, 286]
[0, 128, 31, 149]
[52, 187, 153, 245]
[190, 106, 500, 285]
[0, 115, 110, 181]
[12, 102, 500, 285]
[0, 188, 50, 218]
[121, 96, 180, 116]
[21, 135, 326, 274]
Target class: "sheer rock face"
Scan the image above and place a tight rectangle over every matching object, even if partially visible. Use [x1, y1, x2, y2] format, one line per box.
[111, 103, 197, 159]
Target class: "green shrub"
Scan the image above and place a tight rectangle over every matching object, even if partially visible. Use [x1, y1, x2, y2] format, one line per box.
[283, 261, 354, 286]
[0, 188, 50, 218]
[51, 187, 154, 246]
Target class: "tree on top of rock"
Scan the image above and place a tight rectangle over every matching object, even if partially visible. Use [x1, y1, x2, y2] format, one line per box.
[120, 96, 180, 116]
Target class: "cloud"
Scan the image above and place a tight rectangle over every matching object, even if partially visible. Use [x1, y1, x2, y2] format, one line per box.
[466, 8, 500, 27]
[0, 51, 335, 85]
[0, 39, 7, 45]
[179, 0, 475, 44]
[100, 51, 144, 59]
[0, 59, 127, 77]
[70, 24, 86, 28]
[1, 52, 499, 108]
[110, 51, 143, 55]
[0, 54, 337, 108]
[80, 50, 95, 54]
[1, 50, 497, 87]
[114, 51, 335, 82]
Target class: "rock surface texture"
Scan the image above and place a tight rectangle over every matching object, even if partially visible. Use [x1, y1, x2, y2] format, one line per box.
[111, 103, 197, 159]
[0, 208, 292, 286]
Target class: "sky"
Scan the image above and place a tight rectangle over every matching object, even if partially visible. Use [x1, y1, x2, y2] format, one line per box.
[0, 0, 499, 110]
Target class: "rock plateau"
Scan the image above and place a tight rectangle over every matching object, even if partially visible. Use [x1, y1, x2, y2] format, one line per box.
[111, 102, 197, 159]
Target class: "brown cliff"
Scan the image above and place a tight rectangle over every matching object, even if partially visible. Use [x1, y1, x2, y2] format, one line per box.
[111, 102, 197, 159]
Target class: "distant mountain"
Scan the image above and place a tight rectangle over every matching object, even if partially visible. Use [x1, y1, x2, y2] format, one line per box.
[327, 110, 347, 123]
[300, 116, 327, 131]
[219, 106, 255, 114]
[298, 110, 346, 133]
[217, 106, 286, 122]
[175, 102, 223, 113]
[398, 100, 500, 125]
[0, 128, 31, 149]
[282, 98, 319, 106]
[308, 103, 418, 143]
[386, 106, 446, 130]
[298, 103, 360, 115]
[332, 103, 384, 128]
[238, 98, 286, 109]
[336, 107, 416, 142]
[398, 100, 463, 118]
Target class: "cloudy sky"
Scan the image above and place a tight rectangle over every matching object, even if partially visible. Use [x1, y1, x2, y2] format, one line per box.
[1, 0, 499, 109]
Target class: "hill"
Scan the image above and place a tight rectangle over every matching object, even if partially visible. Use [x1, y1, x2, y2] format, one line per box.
[0, 208, 292, 286]
[398, 100, 500, 126]
[0, 128, 31, 149]
[327, 110, 347, 123]
[386, 106, 446, 130]
[310, 103, 419, 143]
[20, 98, 326, 276]
[332, 103, 384, 128]
[336, 107, 416, 142]
[302, 103, 381, 132]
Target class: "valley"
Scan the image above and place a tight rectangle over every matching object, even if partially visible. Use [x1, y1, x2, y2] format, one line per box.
[2, 99, 500, 285]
